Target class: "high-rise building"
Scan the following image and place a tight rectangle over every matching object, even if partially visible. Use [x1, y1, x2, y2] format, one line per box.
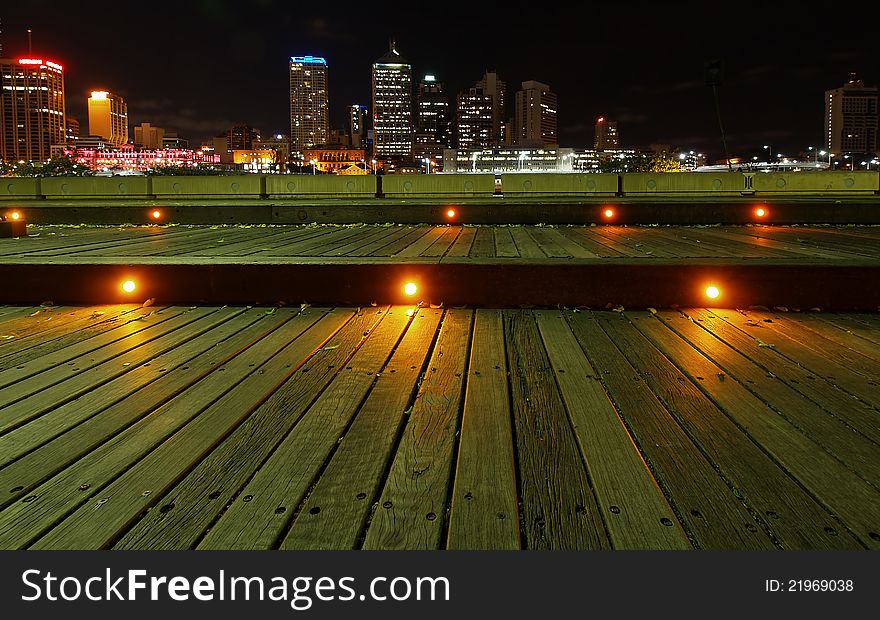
[289, 55, 329, 157]
[88, 90, 128, 147]
[226, 124, 259, 150]
[514, 80, 557, 147]
[65, 115, 80, 143]
[414, 75, 451, 162]
[456, 87, 494, 150]
[134, 122, 165, 149]
[476, 71, 506, 146]
[0, 56, 66, 162]
[825, 73, 878, 155]
[372, 42, 413, 159]
[594, 117, 619, 150]
[349, 104, 368, 147]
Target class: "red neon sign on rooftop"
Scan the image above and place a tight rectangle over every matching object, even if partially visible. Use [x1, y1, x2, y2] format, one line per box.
[17, 58, 63, 71]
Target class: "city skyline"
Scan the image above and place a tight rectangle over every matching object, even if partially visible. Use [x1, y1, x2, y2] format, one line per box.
[0, 4, 878, 158]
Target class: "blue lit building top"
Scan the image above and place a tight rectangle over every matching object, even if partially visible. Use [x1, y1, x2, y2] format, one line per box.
[291, 56, 327, 65]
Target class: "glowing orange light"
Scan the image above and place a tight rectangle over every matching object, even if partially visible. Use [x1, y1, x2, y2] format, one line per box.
[603, 208, 615, 219]
[9, 211, 21, 221]
[597, 116, 605, 123]
[90, 91, 109, 100]
[446, 208, 456, 218]
[404, 282, 418, 296]
[121, 280, 137, 294]
[150, 210, 162, 220]
[755, 207, 767, 218]
[705, 286, 720, 299]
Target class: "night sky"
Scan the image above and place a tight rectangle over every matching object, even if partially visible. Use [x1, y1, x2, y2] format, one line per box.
[2, 1, 877, 160]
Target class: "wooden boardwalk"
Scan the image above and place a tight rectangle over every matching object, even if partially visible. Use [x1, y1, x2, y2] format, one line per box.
[0, 303, 877, 550]
[4, 223, 880, 262]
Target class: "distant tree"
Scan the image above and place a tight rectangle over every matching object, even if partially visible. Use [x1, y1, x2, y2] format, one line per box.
[648, 152, 686, 172]
[6, 154, 93, 177]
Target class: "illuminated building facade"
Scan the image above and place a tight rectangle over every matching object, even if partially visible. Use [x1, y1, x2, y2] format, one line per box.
[302, 145, 366, 174]
[349, 104, 368, 148]
[88, 90, 128, 147]
[825, 74, 878, 155]
[476, 71, 506, 146]
[414, 75, 451, 163]
[65, 115, 80, 143]
[514, 80, 557, 147]
[594, 117, 619, 150]
[134, 122, 165, 149]
[0, 57, 66, 162]
[456, 87, 494, 150]
[372, 43, 413, 158]
[70, 145, 219, 171]
[289, 55, 329, 157]
[442, 147, 574, 173]
[226, 124, 259, 151]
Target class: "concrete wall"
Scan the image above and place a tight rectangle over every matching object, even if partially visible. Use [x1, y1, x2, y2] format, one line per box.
[152, 175, 264, 198]
[39, 176, 153, 199]
[381, 174, 495, 197]
[751, 171, 879, 194]
[0, 178, 41, 199]
[621, 172, 747, 195]
[501, 173, 618, 196]
[266, 175, 376, 198]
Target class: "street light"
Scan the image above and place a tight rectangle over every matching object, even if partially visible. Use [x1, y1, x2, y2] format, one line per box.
[371, 159, 377, 174]
[763, 145, 773, 163]
[310, 159, 317, 175]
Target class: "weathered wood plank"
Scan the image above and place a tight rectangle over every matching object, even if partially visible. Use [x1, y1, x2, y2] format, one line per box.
[446, 309, 520, 550]
[469, 227, 495, 258]
[596, 310, 860, 549]
[534, 310, 692, 549]
[493, 227, 519, 258]
[280, 307, 444, 550]
[507, 226, 544, 258]
[504, 309, 609, 549]
[444, 227, 476, 258]
[362, 309, 472, 550]
[566, 311, 777, 549]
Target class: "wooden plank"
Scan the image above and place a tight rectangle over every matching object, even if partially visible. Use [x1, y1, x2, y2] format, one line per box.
[0, 307, 255, 468]
[446, 309, 520, 550]
[504, 309, 609, 549]
[507, 226, 544, 258]
[320, 226, 400, 257]
[0, 307, 220, 430]
[0, 308, 299, 511]
[395, 227, 447, 258]
[19, 307, 354, 550]
[557, 227, 625, 257]
[535, 227, 600, 258]
[596, 310, 861, 549]
[566, 311, 777, 549]
[681, 309, 880, 447]
[708, 308, 880, 409]
[420, 227, 460, 258]
[444, 226, 476, 258]
[362, 309, 472, 550]
[534, 310, 692, 549]
[630, 310, 880, 548]
[280, 307, 444, 550]
[469, 227, 495, 258]
[346, 226, 415, 257]
[525, 226, 571, 258]
[197, 307, 412, 550]
[493, 227, 519, 258]
[114, 307, 398, 550]
[375, 226, 434, 257]
[814, 313, 880, 347]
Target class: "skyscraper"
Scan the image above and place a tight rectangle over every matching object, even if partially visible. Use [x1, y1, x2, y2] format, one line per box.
[289, 55, 329, 157]
[594, 117, 619, 150]
[226, 124, 259, 150]
[349, 104, 368, 148]
[414, 75, 451, 162]
[0, 56, 66, 162]
[88, 90, 128, 147]
[456, 87, 493, 150]
[825, 73, 878, 156]
[514, 80, 557, 147]
[134, 122, 165, 149]
[371, 42, 413, 159]
[476, 71, 506, 146]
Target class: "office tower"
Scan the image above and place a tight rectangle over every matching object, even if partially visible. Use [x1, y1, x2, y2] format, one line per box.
[0, 56, 66, 161]
[825, 73, 878, 155]
[514, 80, 557, 147]
[134, 122, 165, 149]
[289, 55, 329, 156]
[88, 90, 128, 147]
[456, 87, 494, 150]
[349, 104, 368, 148]
[594, 117, 619, 150]
[476, 71, 506, 145]
[414, 75, 451, 161]
[65, 115, 80, 143]
[371, 42, 413, 158]
[226, 124, 259, 150]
